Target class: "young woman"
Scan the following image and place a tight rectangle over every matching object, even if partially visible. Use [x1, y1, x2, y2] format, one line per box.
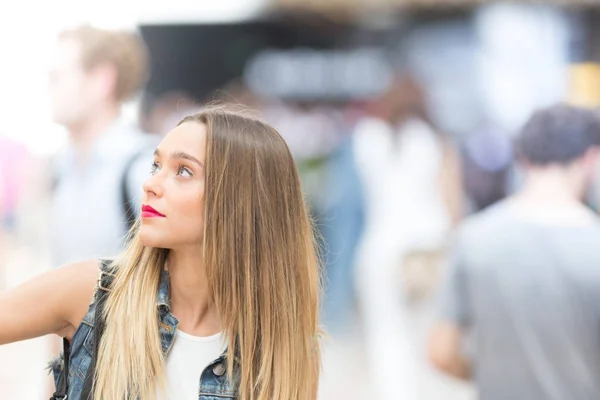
[0, 107, 322, 400]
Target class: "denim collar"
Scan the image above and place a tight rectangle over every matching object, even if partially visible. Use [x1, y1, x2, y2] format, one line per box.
[157, 269, 171, 312]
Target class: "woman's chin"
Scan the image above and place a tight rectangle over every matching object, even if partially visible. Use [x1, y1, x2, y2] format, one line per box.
[139, 228, 166, 248]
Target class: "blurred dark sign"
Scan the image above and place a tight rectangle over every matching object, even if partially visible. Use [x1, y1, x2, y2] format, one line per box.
[140, 21, 351, 102]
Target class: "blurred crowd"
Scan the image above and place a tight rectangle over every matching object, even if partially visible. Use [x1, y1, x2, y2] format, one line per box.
[3, 2, 600, 399]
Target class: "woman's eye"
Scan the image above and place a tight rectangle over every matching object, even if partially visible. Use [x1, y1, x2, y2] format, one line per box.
[150, 161, 160, 174]
[177, 166, 193, 177]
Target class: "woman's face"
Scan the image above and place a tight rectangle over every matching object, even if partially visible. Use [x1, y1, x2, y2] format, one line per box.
[139, 121, 206, 249]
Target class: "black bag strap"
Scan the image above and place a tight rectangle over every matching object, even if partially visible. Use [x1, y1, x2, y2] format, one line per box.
[49, 338, 71, 400]
[81, 260, 116, 400]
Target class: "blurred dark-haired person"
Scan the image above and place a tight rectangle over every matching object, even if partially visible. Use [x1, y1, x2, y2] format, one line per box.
[429, 104, 600, 400]
[48, 25, 154, 267]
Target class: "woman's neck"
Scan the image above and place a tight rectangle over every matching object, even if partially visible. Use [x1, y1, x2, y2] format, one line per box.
[167, 248, 220, 336]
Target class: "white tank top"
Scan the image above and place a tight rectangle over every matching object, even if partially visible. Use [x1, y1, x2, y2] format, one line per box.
[156, 330, 225, 400]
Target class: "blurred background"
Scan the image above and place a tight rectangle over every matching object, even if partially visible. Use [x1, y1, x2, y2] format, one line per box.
[2, 0, 600, 398]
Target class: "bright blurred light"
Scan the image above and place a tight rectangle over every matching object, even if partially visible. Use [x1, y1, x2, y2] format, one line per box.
[135, 0, 269, 24]
[475, 3, 569, 133]
[0, 3, 65, 155]
[70, 0, 269, 28]
[0, 0, 268, 155]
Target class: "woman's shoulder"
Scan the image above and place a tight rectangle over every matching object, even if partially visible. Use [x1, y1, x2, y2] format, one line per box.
[57, 259, 101, 289]
[53, 260, 103, 339]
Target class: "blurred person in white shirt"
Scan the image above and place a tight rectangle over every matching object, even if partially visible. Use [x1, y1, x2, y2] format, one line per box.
[48, 25, 154, 267]
[353, 75, 463, 400]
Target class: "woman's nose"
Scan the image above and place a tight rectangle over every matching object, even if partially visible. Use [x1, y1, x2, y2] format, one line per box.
[143, 173, 163, 197]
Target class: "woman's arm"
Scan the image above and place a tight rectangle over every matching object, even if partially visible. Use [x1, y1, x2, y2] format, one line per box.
[0, 260, 98, 345]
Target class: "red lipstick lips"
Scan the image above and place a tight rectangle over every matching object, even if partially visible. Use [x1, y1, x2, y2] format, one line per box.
[141, 205, 165, 218]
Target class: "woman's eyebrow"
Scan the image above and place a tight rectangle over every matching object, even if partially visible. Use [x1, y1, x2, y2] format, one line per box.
[155, 148, 203, 167]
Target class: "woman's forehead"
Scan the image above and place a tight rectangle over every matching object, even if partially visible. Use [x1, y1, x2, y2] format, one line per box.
[158, 122, 206, 158]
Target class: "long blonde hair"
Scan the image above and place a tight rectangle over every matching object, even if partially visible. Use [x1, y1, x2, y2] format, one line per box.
[93, 107, 322, 399]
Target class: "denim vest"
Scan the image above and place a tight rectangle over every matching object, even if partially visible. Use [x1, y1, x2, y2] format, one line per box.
[49, 266, 239, 399]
